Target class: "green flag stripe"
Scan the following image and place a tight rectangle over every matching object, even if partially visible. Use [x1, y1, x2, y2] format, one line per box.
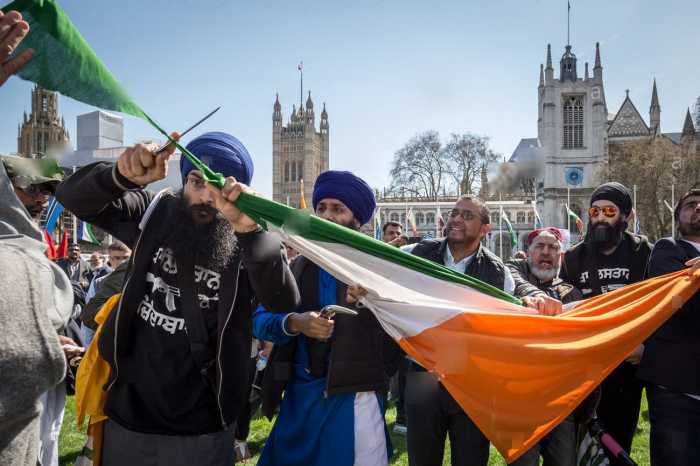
[234, 192, 522, 305]
[2, 0, 145, 118]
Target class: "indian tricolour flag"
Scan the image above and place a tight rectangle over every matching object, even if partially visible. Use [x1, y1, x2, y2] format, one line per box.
[234, 194, 700, 462]
[8, 0, 700, 461]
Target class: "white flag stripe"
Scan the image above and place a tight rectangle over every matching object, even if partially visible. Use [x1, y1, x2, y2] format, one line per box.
[277, 229, 534, 340]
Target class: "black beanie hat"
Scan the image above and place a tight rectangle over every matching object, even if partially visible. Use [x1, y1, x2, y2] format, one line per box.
[590, 182, 633, 215]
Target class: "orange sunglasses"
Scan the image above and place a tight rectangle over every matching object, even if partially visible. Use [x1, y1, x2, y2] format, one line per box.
[588, 206, 618, 218]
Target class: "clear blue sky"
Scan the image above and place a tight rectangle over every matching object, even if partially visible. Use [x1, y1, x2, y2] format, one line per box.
[1, 0, 698, 196]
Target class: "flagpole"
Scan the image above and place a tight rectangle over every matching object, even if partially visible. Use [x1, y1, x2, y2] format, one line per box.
[435, 201, 440, 238]
[299, 62, 303, 109]
[663, 186, 676, 239]
[567, 187, 571, 233]
[633, 184, 637, 233]
[499, 199, 503, 259]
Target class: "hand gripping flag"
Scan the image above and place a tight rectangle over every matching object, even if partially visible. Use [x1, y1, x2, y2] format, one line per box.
[6, 0, 700, 461]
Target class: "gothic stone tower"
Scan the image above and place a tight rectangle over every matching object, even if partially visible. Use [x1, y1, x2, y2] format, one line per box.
[18, 85, 70, 157]
[272, 91, 329, 207]
[537, 42, 608, 228]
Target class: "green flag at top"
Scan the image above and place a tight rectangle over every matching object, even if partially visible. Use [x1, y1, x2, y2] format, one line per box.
[1, 0, 145, 118]
[1, 0, 225, 187]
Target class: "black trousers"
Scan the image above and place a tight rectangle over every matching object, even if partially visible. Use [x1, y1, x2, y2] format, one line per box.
[234, 356, 258, 441]
[391, 357, 409, 422]
[509, 416, 576, 466]
[596, 362, 643, 461]
[647, 384, 700, 466]
[405, 367, 489, 466]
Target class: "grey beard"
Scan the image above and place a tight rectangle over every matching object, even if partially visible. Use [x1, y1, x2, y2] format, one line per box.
[530, 264, 560, 283]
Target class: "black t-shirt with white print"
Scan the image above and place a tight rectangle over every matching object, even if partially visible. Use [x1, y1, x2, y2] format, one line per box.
[105, 246, 224, 435]
[564, 237, 637, 299]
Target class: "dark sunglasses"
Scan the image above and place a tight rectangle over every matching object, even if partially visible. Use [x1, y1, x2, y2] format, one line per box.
[588, 206, 618, 218]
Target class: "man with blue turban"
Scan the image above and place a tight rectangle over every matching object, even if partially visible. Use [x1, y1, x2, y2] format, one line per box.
[253, 170, 401, 466]
[56, 131, 300, 465]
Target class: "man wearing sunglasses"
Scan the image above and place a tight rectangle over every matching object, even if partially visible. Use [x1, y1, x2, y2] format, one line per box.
[560, 181, 652, 464]
[404, 195, 562, 466]
[637, 188, 700, 466]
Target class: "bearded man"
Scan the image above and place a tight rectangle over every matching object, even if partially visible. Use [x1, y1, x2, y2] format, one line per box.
[638, 188, 700, 466]
[253, 170, 401, 466]
[55, 131, 299, 466]
[507, 227, 582, 466]
[560, 182, 652, 463]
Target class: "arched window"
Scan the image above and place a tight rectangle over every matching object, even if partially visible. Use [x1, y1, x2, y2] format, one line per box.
[415, 212, 425, 225]
[400, 213, 406, 225]
[426, 213, 435, 225]
[390, 213, 399, 222]
[291, 160, 297, 181]
[491, 212, 499, 225]
[297, 161, 304, 181]
[516, 211, 526, 224]
[563, 95, 584, 149]
[527, 212, 535, 224]
[284, 161, 289, 182]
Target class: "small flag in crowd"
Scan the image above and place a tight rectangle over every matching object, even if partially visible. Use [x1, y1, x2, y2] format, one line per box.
[533, 203, 543, 228]
[78, 220, 100, 245]
[43, 228, 57, 260]
[633, 209, 641, 235]
[56, 228, 69, 259]
[43, 195, 64, 234]
[565, 204, 584, 235]
[406, 208, 418, 237]
[500, 207, 518, 250]
[299, 179, 307, 209]
[436, 206, 445, 238]
[374, 209, 382, 240]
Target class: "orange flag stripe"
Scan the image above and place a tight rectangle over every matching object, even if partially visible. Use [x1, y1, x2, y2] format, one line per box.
[399, 268, 700, 462]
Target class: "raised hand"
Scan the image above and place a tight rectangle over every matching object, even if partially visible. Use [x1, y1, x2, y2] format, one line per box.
[116, 132, 179, 186]
[205, 176, 259, 233]
[0, 10, 34, 87]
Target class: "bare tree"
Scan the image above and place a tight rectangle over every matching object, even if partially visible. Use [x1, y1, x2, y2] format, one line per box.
[443, 133, 499, 195]
[607, 136, 700, 241]
[389, 131, 452, 199]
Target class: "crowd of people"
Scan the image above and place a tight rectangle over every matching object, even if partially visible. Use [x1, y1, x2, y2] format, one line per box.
[1, 7, 700, 466]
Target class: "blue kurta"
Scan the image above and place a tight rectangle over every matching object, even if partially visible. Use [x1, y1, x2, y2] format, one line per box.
[253, 269, 390, 466]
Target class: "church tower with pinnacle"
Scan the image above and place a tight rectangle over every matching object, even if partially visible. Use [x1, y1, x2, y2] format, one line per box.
[537, 41, 608, 228]
[272, 90, 329, 207]
[18, 85, 70, 157]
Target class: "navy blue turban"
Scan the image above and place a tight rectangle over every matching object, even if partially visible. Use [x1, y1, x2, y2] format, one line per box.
[181, 132, 254, 185]
[312, 170, 376, 225]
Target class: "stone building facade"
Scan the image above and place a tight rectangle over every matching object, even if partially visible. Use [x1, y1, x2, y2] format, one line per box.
[510, 41, 699, 232]
[371, 196, 541, 259]
[272, 92, 329, 207]
[17, 85, 70, 157]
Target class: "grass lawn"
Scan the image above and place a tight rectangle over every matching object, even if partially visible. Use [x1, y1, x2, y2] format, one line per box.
[59, 394, 652, 465]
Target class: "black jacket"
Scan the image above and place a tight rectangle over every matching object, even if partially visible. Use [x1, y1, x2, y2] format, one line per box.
[56, 162, 300, 432]
[56, 257, 90, 288]
[81, 261, 128, 330]
[506, 259, 583, 303]
[410, 238, 542, 297]
[261, 256, 401, 419]
[637, 238, 700, 394]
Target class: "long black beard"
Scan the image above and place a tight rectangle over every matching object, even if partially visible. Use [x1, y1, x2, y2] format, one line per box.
[164, 194, 237, 272]
[585, 220, 627, 251]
